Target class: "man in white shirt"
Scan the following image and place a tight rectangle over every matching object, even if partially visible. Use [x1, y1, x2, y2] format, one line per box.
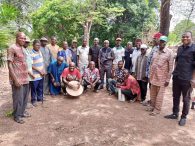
[112, 38, 125, 66]
[131, 38, 142, 74]
[77, 39, 89, 75]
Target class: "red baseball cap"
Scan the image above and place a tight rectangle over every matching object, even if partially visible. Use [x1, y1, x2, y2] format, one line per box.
[153, 32, 162, 39]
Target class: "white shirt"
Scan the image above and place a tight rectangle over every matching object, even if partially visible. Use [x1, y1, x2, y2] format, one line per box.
[77, 46, 89, 65]
[112, 46, 125, 65]
[132, 48, 141, 72]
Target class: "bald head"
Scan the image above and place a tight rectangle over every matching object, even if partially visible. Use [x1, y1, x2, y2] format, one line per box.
[124, 69, 129, 78]
[16, 32, 26, 47]
[89, 61, 95, 70]
[57, 56, 64, 65]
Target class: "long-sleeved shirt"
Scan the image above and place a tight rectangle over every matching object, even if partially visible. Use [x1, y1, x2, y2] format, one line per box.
[150, 47, 174, 87]
[131, 48, 141, 73]
[120, 75, 140, 95]
[146, 45, 159, 78]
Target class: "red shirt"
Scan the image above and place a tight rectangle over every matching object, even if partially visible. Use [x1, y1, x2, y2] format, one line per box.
[7, 44, 29, 85]
[61, 68, 81, 81]
[120, 75, 140, 95]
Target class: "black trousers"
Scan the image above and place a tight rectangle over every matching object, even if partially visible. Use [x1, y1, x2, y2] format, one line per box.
[137, 80, 148, 101]
[83, 80, 101, 91]
[121, 89, 137, 100]
[172, 76, 192, 118]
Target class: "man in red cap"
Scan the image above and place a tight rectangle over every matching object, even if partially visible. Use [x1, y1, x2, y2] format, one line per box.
[142, 32, 162, 106]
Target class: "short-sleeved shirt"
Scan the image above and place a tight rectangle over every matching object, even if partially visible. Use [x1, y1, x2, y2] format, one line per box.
[61, 68, 81, 81]
[113, 68, 125, 83]
[112, 46, 125, 64]
[7, 44, 29, 85]
[58, 49, 72, 62]
[89, 45, 101, 64]
[40, 47, 52, 73]
[23, 48, 33, 81]
[173, 43, 195, 81]
[83, 68, 100, 82]
[47, 44, 60, 61]
[31, 49, 44, 81]
[77, 46, 89, 65]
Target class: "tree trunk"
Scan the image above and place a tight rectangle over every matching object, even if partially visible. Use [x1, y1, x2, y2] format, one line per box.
[83, 19, 92, 46]
[160, 0, 171, 36]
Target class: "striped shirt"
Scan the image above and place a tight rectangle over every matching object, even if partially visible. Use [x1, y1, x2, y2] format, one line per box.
[150, 47, 174, 87]
[31, 49, 44, 81]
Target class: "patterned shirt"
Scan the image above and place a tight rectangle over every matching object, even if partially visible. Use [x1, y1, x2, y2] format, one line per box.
[120, 75, 140, 95]
[150, 48, 174, 87]
[146, 45, 159, 78]
[31, 49, 44, 81]
[83, 68, 100, 82]
[112, 68, 125, 83]
[132, 48, 141, 72]
[61, 68, 81, 81]
[7, 44, 29, 85]
[112, 46, 125, 65]
[58, 49, 72, 62]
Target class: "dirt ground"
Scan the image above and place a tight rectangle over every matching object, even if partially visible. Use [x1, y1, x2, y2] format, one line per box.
[0, 68, 195, 146]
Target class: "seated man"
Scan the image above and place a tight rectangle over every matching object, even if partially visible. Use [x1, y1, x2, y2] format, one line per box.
[61, 62, 82, 95]
[117, 69, 140, 102]
[48, 56, 68, 95]
[83, 61, 101, 92]
[108, 60, 125, 95]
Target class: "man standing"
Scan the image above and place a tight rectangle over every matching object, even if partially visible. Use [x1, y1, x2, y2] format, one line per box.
[69, 40, 78, 66]
[108, 61, 125, 95]
[48, 56, 68, 95]
[99, 40, 115, 90]
[146, 32, 162, 79]
[112, 38, 125, 66]
[131, 39, 142, 74]
[117, 69, 140, 102]
[31, 40, 45, 106]
[135, 44, 148, 102]
[149, 36, 174, 116]
[165, 32, 195, 126]
[58, 41, 72, 64]
[124, 42, 134, 72]
[83, 61, 101, 92]
[7, 32, 30, 124]
[47, 36, 60, 61]
[40, 37, 52, 95]
[89, 38, 101, 68]
[77, 39, 90, 75]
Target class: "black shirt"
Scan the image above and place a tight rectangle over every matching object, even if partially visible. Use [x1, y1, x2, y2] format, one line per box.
[89, 45, 101, 64]
[124, 48, 134, 71]
[173, 43, 195, 81]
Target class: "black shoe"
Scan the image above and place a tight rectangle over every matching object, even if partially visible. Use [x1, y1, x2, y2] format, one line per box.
[14, 117, 25, 124]
[178, 118, 186, 126]
[191, 102, 195, 109]
[98, 85, 103, 90]
[164, 114, 178, 119]
[22, 111, 31, 118]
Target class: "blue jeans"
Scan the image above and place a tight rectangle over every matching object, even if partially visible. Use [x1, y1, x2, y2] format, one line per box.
[108, 79, 117, 94]
[30, 78, 44, 103]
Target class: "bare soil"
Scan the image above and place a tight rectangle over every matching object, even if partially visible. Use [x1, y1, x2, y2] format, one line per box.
[0, 68, 195, 146]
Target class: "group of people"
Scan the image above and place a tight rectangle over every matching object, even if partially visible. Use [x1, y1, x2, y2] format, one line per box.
[7, 31, 195, 127]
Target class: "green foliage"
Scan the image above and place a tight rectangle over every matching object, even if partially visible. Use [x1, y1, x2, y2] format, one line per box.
[31, 0, 124, 45]
[168, 20, 195, 45]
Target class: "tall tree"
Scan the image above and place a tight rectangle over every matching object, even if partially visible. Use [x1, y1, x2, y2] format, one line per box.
[160, 0, 171, 36]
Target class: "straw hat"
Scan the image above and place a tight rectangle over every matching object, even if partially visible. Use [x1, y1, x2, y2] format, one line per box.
[66, 81, 83, 96]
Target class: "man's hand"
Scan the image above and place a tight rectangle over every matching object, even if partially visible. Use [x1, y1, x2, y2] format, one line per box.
[116, 83, 121, 88]
[164, 82, 169, 87]
[51, 78, 55, 83]
[142, 77, 148, 82]
[14, 80, 21, 87]
[77, 83, 80, 89]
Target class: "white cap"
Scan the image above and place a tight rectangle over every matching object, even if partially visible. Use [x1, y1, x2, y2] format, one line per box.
[140, 44, 147, 49]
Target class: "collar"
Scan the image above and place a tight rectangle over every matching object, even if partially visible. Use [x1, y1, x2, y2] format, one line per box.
[32, 49, 40, 53]
[182, 43, 193, 48]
